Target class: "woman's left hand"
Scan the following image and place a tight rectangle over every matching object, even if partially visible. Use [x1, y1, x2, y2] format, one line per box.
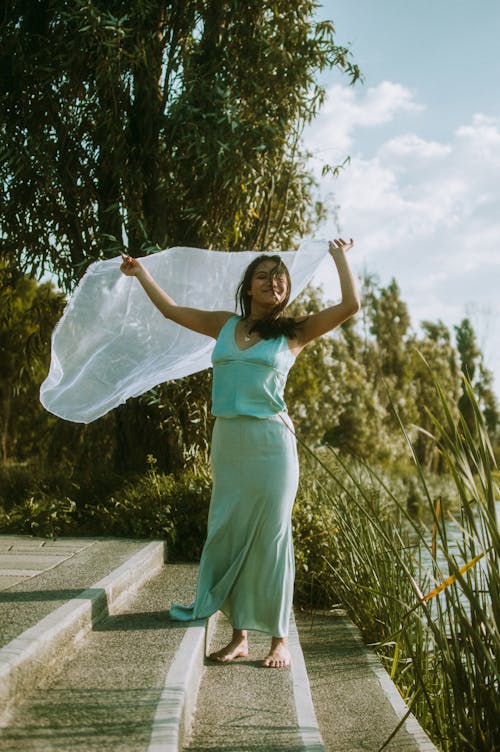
[328, 238, 354, 255]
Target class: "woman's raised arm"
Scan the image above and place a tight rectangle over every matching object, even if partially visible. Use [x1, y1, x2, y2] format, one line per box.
[120, 254, 232, 339]
[293, 238, 361, 352]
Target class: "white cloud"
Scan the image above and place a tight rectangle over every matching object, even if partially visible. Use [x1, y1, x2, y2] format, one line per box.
[334, 156, 467, 254]
[305, 81, 423, 163]
[378, 134, 452, 161]
[455, 114, 500, 164]
[307, 84, 500, 394]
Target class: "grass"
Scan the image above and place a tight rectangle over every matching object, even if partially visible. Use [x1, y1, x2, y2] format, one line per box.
[294, 372, 499, 752]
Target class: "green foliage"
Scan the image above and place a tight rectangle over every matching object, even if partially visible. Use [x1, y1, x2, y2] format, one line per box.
[3, 263, 498, 501]
[366, 277, 411, 382]
[293, 449, 427, 612]
[0, 0, 360, 290]
[0, 494, 78, 539]
[326, 272, 499, 469]
[76, 457, 212, 555]
[404, 335, 461, 470]
[292, 469, 337, 607]
[0, 0, 362, 477]
[0, 263, 65, 464]
[142, 370, 214, 471]
[286, 286, 346, 443]
[294, 373, 500, 752]
[4, 2, 496, 480]
[455, 317, 499, 438]
[0, 455, 211, 558]
[324, 325, 394, 460]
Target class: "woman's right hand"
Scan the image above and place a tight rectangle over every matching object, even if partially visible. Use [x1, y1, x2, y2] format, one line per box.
[120, 253, 144, 277]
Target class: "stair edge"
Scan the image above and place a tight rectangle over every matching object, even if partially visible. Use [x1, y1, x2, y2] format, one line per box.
[0, 539, 165, 724]
[147, 611, 219, 752]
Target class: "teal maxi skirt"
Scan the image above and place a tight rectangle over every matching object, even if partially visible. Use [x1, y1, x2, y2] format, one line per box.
[169, 413, 299, 637]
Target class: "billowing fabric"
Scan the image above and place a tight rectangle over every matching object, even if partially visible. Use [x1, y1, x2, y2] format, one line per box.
[40, 239, 329, 423]
[169, 412, 298, 636]
[211, 315, 295, 418]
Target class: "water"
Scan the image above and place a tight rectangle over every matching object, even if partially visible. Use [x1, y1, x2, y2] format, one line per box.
[415, 500, 499, 619]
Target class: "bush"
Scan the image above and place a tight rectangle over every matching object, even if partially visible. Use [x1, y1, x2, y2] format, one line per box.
[292, 465, 338, 608]
[0, 462, 37, 511]
[0, 455, 212, 557]
[78, 457, 212, 559]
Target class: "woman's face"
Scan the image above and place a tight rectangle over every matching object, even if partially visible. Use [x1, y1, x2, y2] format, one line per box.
[248, 260, 288, 308]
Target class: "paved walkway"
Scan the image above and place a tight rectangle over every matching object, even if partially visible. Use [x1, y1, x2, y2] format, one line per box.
[0, 535, 148, 648]
[0, 536, 439, 751]
[0, 536, 95, 590]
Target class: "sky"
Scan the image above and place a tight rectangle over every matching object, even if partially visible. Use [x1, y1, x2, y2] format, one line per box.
[305, 0, 500, 398]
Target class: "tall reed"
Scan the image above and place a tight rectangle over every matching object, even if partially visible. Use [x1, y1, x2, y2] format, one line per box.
[295, 370, 499, 751]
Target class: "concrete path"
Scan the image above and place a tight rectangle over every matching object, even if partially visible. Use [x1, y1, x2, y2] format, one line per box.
[187, 612, 304, 752]
[0, 536, 149, 647]
[295, 610, 437, 752]
[0, 564, 199, 751]
[0, 536, 94, 590]
[0, 536, 438, 751]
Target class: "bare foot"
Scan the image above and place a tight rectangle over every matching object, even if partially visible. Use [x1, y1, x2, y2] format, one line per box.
[208, 635, 249, 663]
[262, 637, 291, 668]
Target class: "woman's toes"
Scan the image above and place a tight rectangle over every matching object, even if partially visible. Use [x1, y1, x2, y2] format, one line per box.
[262, 650, 290, 668]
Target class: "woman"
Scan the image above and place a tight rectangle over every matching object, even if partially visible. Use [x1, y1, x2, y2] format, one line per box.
[120, 238, 360, 668]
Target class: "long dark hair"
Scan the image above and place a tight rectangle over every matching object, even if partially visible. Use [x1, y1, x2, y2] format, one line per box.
[235, 255, 299, 339]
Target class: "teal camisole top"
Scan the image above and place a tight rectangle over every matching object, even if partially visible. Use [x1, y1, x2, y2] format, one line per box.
[211, 316, 296, 418]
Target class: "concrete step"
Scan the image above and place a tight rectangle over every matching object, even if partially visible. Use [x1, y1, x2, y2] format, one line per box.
[0, 538, 166, 724]
[185, 611, 324, 752]
[0, 536, 156, 647]
[0, 562, 207, 752]
[295, 610, 439, 752]
[0, 536, 439, 752]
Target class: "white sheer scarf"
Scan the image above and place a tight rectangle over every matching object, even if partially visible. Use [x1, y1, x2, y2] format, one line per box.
[40, 239, 329, 423]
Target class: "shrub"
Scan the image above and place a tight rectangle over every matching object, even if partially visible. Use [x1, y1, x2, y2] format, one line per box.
[0, 455, 212, 558]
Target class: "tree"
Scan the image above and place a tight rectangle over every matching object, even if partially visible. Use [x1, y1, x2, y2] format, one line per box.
[454, 318, 481, 384]
[285, 286, 346, 444]
[322, 319, 399, 464]
[0, 264, 65, 464]
[454, 318, 498, 437]
[0, 0, 360, 290]
[1, 1, 360, 474]
[476, 365, 499, 439]
[367, 278, 411, 384]
[405, 322, 461, 470]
